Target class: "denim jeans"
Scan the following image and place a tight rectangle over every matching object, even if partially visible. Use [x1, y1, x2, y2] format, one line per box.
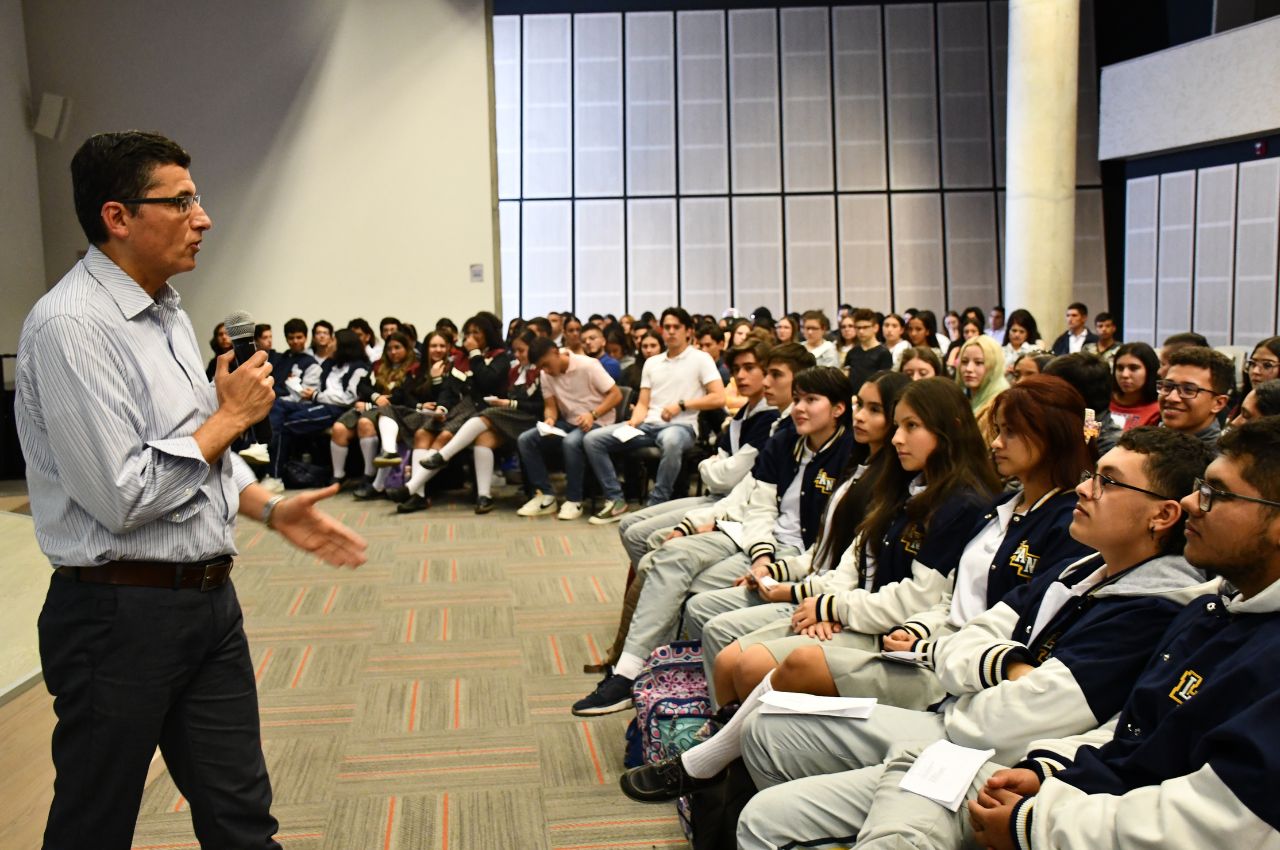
[582, 421, 696, 504]
[516, 419, 593, 502]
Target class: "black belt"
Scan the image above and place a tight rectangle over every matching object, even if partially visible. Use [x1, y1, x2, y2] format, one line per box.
[55, 556, 234, 592]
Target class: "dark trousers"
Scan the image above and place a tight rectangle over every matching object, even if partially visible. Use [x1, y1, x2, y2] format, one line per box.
[38, 572, 280, 850]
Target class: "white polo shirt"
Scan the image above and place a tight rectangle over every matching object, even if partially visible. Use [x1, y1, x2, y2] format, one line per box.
[640, 344, 722, 428]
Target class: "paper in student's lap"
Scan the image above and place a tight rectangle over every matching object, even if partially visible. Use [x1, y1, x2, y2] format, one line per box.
[536, 421, 568, 437]
[897, 739, 996, 812]
[612, 424, 645, 443]
[758, 691, 876, 719]
[716, 520, 746, 550]
[880, 649, 928, 667]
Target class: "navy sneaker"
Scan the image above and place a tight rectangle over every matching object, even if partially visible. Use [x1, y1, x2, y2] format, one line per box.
[570, 673, 634, 716]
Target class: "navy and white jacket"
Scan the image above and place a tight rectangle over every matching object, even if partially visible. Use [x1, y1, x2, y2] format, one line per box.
[927, 552, 1210, 765]
[271, 349, 320, 400]
[679, 414, 798, 532]
[897, 488, 1093, 642]
[437, 346, 511, 412]
[314, 359, 370, 407]
[742, 424, 856, 560]
[803, 482, 990, 634]
[1008, 576, 1280, 850]
[697, 397, 779, 496]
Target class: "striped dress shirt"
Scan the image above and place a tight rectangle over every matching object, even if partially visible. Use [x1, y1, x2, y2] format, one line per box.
[14, 245, 256, 567]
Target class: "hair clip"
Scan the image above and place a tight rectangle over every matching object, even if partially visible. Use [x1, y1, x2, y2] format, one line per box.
[1083, 408, 1101, 442]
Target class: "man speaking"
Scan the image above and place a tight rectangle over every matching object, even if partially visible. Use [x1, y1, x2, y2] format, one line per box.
[14, 131, 368, 849]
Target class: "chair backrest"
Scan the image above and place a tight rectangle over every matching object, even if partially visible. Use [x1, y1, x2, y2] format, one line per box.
[613, 384, 633, 419]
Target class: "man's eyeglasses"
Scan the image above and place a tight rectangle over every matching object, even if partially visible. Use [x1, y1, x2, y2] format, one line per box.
[1078, 470, 1174, 502]
[1193, 477, 1280, 513]
[1247, 358, 1280, 373]
[115, 194, 202, 214]
[1155, 379, 1220, 400]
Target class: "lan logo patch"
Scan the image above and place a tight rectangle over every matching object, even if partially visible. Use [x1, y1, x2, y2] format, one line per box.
[900, 524, 924, 556]
[1169, 670, 1204, 704]
[813, 469, 836, 495]
[1009, 541, 1040, 578]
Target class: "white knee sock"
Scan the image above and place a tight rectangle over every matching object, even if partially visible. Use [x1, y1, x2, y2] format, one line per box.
[680, 671, 774, 778]
[441, 416, 489, 461]
[378, 415, 400, 454]
[473, 446, 495, 498]
[330, 442, 349, 479]
[614, 651, 646, 680]
[405, 449, 432, 496]
[359, 436, 379, 476]
[372, 467, 389, 491]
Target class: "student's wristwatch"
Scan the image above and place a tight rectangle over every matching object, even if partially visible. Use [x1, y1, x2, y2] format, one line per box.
[678, 400, 687, 411]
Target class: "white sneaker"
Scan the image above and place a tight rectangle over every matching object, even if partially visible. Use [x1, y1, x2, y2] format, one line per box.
[558, 501, 583, 521]
[260, 476, 286, 494]
[517, 491, 558, 517]
[238, 443, 271, 466]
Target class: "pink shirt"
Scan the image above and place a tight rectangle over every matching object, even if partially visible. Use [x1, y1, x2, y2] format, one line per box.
[541, 352, 617, 424]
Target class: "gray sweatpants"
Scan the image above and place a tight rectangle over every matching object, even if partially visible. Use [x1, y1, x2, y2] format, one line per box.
[617, 496, 714, 567]
[737, 743, 1000, 850]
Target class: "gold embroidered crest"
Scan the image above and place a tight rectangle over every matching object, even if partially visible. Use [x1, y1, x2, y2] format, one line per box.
[813, 469, 835, 495]
[1009, 541, 1039, 578]
[900, 523, 924, 555]
[1169, 669, 1203, 704]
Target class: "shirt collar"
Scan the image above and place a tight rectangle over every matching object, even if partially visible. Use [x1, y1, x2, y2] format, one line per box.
[793, 424, 845, 462]
[82, 244, 178, 319]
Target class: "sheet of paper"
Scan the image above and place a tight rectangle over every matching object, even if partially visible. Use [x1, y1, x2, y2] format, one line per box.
[537, 421, 568, 438]
[716, 520, 746, 550]
[758, 576, 780, 590]
[612, 424, 646, 443]
[758, 690, 876, 719]
[897, 739, 996, 812]
[881, 649, 928, 667]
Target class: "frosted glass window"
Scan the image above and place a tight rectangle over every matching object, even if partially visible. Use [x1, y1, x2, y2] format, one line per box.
[626, 12, 676, 196]
[943, 192, 998, 310]
[575, 14, 623, 197]
[884, 4, 939, 190]
[785, 196, 837, 312]
[1192, 165, 1237, 345]
[677, 11, 728, 195]
[574, 200, 625, 319]
[838, 194, 892, 310]
[937, 3, 992, 188]
[833, 6, 886, 191]
[729, 9, 781, 193]
[680, 198, 731, 316]
[1235, 159, 1280, 342]
[1155, 171, 1195, 342]
[1123, 176, 1160, 344]
[1073, 188, 1108, 315]
[494, 16, 522, 200]
[891, 194, 945, 309]
[627, 199, 678, 315]
[780, 7, 833, 192]
[989, 2, 1008, 189]
[733, 197, 784, 315]
[523, 15, 572, 198]
[521, 201, 572, 318]
[499, 201, 521, 322]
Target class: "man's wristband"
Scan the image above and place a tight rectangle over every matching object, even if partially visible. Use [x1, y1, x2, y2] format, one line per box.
[262, 495, 286, 529]
[678, 399, 687, 411]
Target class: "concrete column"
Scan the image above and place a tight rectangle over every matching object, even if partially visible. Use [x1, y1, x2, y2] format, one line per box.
[1003, 0, 1080, 335]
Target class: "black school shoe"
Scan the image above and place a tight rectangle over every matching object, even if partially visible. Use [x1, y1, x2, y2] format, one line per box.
[396, 494, 430, 514]
[475, 496, 495, 514]
[619, 755, 725, 803]
[570, 673, 634, 716]
[352, 483, 384, 501]
[385, 486, 410, 504]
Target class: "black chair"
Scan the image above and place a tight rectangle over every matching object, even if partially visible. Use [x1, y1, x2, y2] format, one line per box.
[625, 407, 725, 504]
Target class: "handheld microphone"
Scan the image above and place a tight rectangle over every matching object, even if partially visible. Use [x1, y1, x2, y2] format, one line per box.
[224, 311, 273, 446]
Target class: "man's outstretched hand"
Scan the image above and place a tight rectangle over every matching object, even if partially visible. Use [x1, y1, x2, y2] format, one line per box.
[271, 484, 367, 567]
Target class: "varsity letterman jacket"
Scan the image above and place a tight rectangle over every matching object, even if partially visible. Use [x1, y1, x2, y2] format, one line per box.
[927, 552, 1211, 765]
[698, 396, 778, 496]
[1007, 575, 1280, 850]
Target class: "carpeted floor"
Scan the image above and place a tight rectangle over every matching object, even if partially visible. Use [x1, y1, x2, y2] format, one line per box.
[131, 486, 688, 850]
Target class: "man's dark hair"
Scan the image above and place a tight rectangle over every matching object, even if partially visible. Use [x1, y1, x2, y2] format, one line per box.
[1043, 353, 1112, 413]
[1095, 311, 1114, 325]
[436, 317, 459, 334]
[312, 320, 334, 335]
[1162, 331, 1209, 349]
[1117, 426, 1213, 554]
[284, 318, 307, 337]
[1067, 302, 1088, 315]
[1167, 346, 1235, 395]
[463, 312, 504, 351]
[727, 337, 773, 372]
[1254, 379, 1280, 418]
[961, 306, 985, 331]
[528, 336, 558, 364]
[1219, 416, 1280, 504]
[991, 304, 1004, 315]
[801, 310, 831, 331]
[253, 323, 271, 340]
[661, 307, 694, 329]
[793, 366, 854, 428]
[1113, 342, 1161, 403]
[71, 131, 192, 245]
[851, 307, 877, 324]
[347, 318, 374, 338]
[764, 342, 817, 375]
[380, 316, 401, 330]
[697, 322, 722, 342]
[332, 328, 370, 365]
[526, 316, 553, 337]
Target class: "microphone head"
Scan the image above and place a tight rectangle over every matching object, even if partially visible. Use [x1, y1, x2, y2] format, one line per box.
[224, 311, 255, 341]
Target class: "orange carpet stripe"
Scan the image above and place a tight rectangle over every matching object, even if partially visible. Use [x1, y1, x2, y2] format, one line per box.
[452, 679, 461, 729]
[337, 762, 539, 780]
[419, 558, 430, 583]
[341, 746, 537, 763]
[549, 636, 567, 675]
[172, 795, 185, 813]
[441, 792, 450, 850]
[290, 645, 312, 689]
[287, 587, 308, 617]
[580, 721, 605, 785]
[447, 524, 456, 542]
[585, 634, 603, 666]
[422, 524, 430, 543]
[244, 528, 266, 550]
[383, 796, 397, 850]
[321, 586, 338, 615]
[534, 536, 546, 557]
[356, 510, 369, 528]
[560, 536, 573, 557]
[408, 680, 420, 732]
[404, 610, 416, 644]
[549, 817, 680, 830]
[554, 841, 688, 850]
[590, 575, 607, 603]
[560, 576, 575, 604]
[449, 559, 458, 582]
[254, 647, 274, 683]
[440, 608, 449, 641]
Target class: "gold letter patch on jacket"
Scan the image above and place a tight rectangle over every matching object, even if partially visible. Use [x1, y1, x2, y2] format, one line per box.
[1009, 541, 1039, 578]
[1169, 669, 1203, 704]
[813, 469, 835, 495]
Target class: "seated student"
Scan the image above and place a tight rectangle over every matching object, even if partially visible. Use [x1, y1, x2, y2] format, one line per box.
[801, 311, 840, 369]
[834, 314, 859, 367]
[580, 324, 622, 381]
[253, 323, 273, 353]
[620, 329, 661, 389]
[615, 337, 784, 567]
[845, 309, 894, 391]
[1001, 309, 1046, 376]
[561, 314, 584, 355]
[605, 327, 635, 374]
[263, 328, 370, 490]
[583, 307, 725, 524]
[1045, 353, 1122, 454]
[1229, 336, 1280, 421]
[394, 315, 511, 513]
[379, 316, 402, 343]
[1109, 341, 1162, 430]
[272, 318, 321, 400]
[688, 371, 910, 697]
[348, 317, 382, 362]
[1010, 352, 1052, 383]
[881, 313, 910, 366]
[1087, 311, 1120, 365]
[697, 322, 733, 384]
[726, 429, 1212, 849]
[310, 319, 335, 363]
[329, 331, 418, 491]
[1050, 302, 1097, 356]
[955, 335, 1009, 442]
[205, 321, 232, 380]
[572, 366, 853, 717]
[1231, 378, 1280, 427]
[793, 419, 1280, 850]
[517, 337, 622, 519]
[899, 345, 944, 381]
[1158, 345, 1233, 452]
[412, 329, 542, 514]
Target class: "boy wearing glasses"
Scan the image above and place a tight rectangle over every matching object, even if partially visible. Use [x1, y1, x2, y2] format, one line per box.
[1158, 346, 1234, 452]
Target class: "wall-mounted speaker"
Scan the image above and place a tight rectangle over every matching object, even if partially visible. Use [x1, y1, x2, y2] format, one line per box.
[32, 93, 70, 139]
